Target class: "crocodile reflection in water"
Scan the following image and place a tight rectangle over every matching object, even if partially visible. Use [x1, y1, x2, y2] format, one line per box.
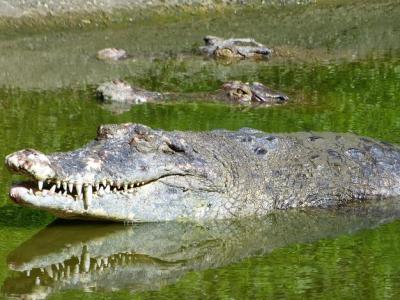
[3, 200, 400, 298]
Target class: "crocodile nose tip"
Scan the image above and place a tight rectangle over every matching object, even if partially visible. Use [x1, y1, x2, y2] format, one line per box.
[5, 149, 55, 179]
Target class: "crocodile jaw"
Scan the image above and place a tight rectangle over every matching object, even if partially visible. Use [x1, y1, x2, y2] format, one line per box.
[9, 178, 220, 222]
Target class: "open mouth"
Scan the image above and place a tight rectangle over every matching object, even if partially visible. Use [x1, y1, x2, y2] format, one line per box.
[9, 178, 152, 209]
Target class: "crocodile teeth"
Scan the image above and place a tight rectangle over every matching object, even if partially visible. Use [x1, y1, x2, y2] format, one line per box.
[68, 182, 74, 193]
[38, 181, 43, 190]
[105, 185, 110, 193]
[49, 185, 56, 193]
[84, 185, 93, 203]
[56, 180, 61, 189]
[75, 183, 82, 196]
[62, 181, 67, 191]
[123, 183, 128, 191]
[98, 187, 105, 196]
[102, 179, 107, 187]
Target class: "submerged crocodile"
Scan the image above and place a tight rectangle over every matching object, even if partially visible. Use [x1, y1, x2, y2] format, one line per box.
[96, 79, 289, 107]
[5, 123, 400, 222]
[4, 200, 400, 298]
[96, 36, 271, 61]
[199, 36, 272, 59]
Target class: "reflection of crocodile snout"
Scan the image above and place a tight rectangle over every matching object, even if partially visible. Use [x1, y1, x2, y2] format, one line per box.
[4, 200, 400, 298]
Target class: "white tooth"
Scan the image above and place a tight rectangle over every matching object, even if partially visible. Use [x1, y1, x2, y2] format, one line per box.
[98, 187, 105, 196]
[96, 258, 102, 267]
[26, 270, 31, 277]
[75, 182, 82, 196]
[95, 183, 100, 191]
[73, 264, 79, 274]
[103, 257, 108, 266]
[46, 179, 51, 184]
[102, 179, 107, 186]
[83, 252, 90, 273]
[29, 188, 33, 194]
[129, 183, 134, 188]
[66, 266, 70, 277]
[63, 191, 68, 196]
[56, 180, 61, 189]
[35, 277, 41, 286]
[83, 185, 93, 206]
[62, 181, 67, 191]
[38, 181, 43, 190]
[105, 185, 110, 193]
[117, 182, 121, 189]
[45, 266, 53, 278]
[58, 191, 62, 195]
[68, 182, 74, 193]
[123, 183, 128, 191]
[50, 185, 56, 193]
[141, 181, 145, 185]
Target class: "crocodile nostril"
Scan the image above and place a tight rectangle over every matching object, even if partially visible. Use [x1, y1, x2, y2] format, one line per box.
[5, 149, 55, 180]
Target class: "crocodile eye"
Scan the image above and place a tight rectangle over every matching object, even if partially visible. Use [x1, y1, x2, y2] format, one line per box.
[161, 137, 187, 153]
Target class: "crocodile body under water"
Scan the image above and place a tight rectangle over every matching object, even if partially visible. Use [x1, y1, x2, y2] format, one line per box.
[5, 123, 400, 222]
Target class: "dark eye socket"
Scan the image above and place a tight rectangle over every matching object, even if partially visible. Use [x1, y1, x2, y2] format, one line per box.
[166, 142, 185, 153]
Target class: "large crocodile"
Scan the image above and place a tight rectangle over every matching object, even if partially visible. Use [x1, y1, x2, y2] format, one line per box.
[5, 123, 400, 222]
[3, 200, 400, 298]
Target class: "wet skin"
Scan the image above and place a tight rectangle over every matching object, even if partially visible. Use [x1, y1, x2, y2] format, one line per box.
[5, 123, 400, 222]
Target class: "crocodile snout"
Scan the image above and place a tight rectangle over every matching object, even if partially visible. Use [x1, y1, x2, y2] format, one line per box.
[5, 149, 55, 180]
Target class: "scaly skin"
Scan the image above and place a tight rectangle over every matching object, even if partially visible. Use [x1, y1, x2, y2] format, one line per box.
[5, 123, 400, 222]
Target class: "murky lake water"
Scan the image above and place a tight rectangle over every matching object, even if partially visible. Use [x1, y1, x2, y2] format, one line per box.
[1, 1, 400, 298]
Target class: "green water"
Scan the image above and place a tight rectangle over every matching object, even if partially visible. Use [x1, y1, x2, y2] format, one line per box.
[1, 1, 400, 298]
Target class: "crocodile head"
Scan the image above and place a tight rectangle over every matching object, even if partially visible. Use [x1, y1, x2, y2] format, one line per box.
[5, 124, 228, 222]
[96, 48, 129, 61]
[222, 81, 289, 104]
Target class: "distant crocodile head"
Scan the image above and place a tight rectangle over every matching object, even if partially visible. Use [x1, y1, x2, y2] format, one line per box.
[96, 79, 288, 105]
[96, 48, 129, 61]
[200, 35, 272, 59]
[5, 123, 400, 222]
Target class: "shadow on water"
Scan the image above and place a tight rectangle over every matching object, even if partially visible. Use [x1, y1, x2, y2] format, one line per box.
[2, 199, 400, 298]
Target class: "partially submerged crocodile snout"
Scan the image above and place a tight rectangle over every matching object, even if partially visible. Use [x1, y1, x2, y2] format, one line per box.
[200, 35, 272, 59]
[96, 48, 129, 61]
[96, 80, 288, 105]
[6, 123, 400, 222]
